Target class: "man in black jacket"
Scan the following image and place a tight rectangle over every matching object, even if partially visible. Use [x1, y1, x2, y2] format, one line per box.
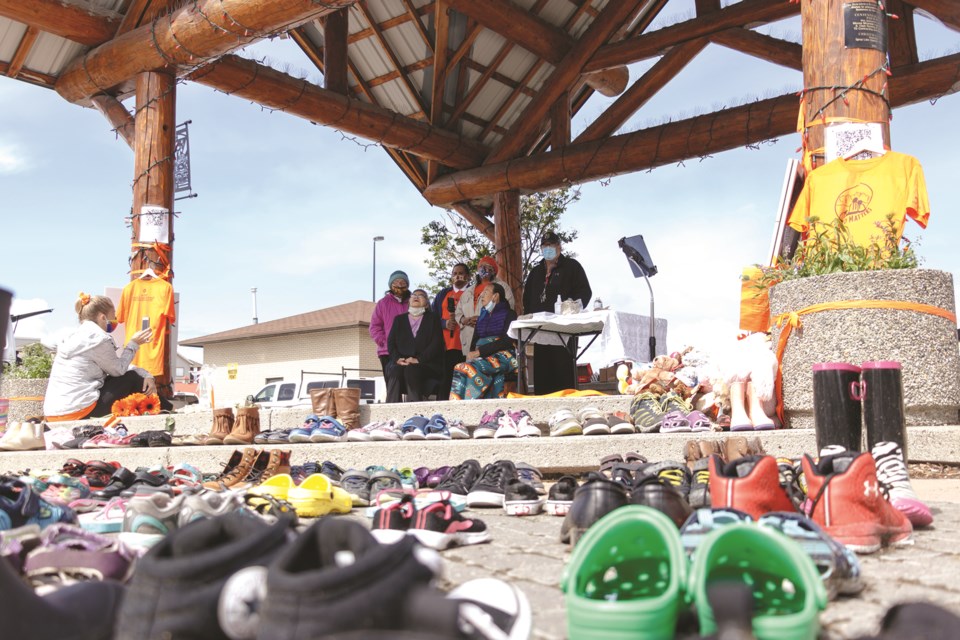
[522, 231, 592, 394]
[431, 263, 470, 399]
[386, 289, 444, 403]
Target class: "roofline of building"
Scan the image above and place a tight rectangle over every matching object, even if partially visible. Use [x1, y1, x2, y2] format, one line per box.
[180, 320, 369, 347]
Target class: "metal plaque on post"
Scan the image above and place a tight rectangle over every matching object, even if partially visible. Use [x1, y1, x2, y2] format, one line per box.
[844, 1, 887, 51]
[174, 120, 194, 198]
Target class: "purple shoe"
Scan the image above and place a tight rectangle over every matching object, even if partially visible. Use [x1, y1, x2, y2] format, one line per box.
[426, 467, 452, 488]
[413, 467, 431, 488]
[474, 410, 504, 439]
[24, 523, 135, 583]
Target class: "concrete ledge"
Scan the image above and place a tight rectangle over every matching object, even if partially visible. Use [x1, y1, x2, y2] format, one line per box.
[3, 425, 959, 475]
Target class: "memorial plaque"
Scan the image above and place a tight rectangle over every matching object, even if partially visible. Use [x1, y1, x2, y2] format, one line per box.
[844, 1, 887, 51]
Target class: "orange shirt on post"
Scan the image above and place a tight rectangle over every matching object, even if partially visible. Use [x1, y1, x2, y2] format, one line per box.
[116, 278, 175, 376]
[787, 151, 930, 247]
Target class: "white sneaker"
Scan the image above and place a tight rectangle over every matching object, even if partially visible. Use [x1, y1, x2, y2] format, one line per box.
[347, 421, 382, 442]
[448, 419, 470, 440]
[512, 410, 541, 438]
[548, 409, 582, 437]
[369, 420, 401, 441]
[494, 414, 518, 438]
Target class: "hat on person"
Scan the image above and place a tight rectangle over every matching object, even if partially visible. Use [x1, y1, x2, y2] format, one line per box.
[388, 271, 409, 287]
[477, 256, 499, 274]
[541, 230, 561, 246]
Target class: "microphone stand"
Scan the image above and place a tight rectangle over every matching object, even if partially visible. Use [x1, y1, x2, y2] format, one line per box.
[620, 246, 657, 361]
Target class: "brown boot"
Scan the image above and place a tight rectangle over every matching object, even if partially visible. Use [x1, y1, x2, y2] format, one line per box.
[224, 406, 261, 445]
[698, 439, 723, 460]
[204, 408, 235, 445]
[203, 447, 257, 490]
[332, 388, 360, 430]
[721, 436, 751, 464]
[310, 388, 336, 417]
[235, 448, 292, 489]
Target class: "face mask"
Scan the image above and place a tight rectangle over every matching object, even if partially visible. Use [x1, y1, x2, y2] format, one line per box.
[542, 246, 558, 261]
[478, 267, 494, 280]
[484, 300, 496, 313]
[408, 306, 426, 317]
[105, 322, 117, 334]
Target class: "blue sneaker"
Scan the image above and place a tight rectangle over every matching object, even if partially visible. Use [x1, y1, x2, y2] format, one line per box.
[309, 416, 346, 443]
[0, 479, 76, 531]
[424, 414, 450, 440]
[289, 415, 320, 443]
[401, 415, 429, 441]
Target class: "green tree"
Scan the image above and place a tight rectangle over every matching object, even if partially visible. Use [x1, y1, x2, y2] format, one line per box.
[3, 342, 53, 379]
[420, 187, 580, 293]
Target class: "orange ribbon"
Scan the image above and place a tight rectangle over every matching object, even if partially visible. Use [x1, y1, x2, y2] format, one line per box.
[772, 299, 957, 424]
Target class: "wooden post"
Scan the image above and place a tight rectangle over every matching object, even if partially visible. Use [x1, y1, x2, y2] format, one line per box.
[801, 0, 890, 169]
[131, 70, 176, 394]
[493, 190, 523, 314]
[323, 8, 349, 94]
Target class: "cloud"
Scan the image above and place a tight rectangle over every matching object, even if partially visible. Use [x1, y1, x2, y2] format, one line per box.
[0, 142, 28, 174]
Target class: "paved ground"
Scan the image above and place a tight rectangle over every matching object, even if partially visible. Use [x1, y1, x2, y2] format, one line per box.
[349, 482, 960, 640]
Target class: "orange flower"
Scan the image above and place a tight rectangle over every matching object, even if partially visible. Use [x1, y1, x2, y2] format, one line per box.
[111, 399, 126, 416]
[139, 394, 161, 415]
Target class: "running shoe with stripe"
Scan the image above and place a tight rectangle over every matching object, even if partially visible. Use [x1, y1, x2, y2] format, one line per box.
[409, 499, 491, 549]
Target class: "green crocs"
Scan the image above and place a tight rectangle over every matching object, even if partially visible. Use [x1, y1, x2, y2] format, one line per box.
[689, 523, 827, 640]
[562, 505, 687, 640]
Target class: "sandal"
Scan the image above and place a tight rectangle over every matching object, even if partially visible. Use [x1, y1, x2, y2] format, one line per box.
[660, 410, 692, 433]
[686, 410, 714, 433]
[424, 414, 451, 440]
[401, 415, 430, 441]
[599, 454, 624, 478]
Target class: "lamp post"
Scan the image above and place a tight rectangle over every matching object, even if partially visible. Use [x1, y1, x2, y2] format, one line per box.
[372, 236, 384, 300]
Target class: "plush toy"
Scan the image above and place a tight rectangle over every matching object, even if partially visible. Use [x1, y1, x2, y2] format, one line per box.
[714, 332, 778, 429]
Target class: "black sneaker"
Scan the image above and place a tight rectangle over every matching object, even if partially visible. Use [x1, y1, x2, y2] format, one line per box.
[370, 493, 418, 544]
[258, 518, 440, 638]
[405, 578, 532, 639]
[515, 462, 545, 495]
[409, 499, 492, 549]
[646, 460, 692, 499]
[559, 474, 629, 545]
[434, 459, 482, 498]
[114, 512, 292, 640]
[503, 478, 544, 516]
[629, 474, 693, 528]
[688, 458, 712, 509]
[544, 475, 579, 516]
[466, 460, 516, 508]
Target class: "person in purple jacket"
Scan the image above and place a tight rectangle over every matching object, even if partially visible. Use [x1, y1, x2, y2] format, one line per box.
[370, 270, 411, 376]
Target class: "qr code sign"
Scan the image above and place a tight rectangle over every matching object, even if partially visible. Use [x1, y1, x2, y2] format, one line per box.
[825, 122, 884, 162]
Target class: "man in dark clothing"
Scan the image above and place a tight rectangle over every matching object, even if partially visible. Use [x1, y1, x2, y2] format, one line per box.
[522, 231, 592, 394]
[431, 263, 470, 399]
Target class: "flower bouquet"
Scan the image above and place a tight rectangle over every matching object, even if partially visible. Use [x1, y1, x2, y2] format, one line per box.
[111, 392, 162, 417]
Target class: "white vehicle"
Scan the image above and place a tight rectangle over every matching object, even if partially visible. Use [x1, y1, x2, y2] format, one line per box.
[250, 377, 385, 409]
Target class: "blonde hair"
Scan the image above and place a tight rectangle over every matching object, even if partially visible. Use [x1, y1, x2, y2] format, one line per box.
[75, 292, 114, 322]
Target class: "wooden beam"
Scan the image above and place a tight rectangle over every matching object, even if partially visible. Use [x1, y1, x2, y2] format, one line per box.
[550, 91, 570, 150]
[452, 203, 496, 243]
[576, 38, 708, 144]
[445, 0, 628, 97]
[885, 0, 918, 68]
[493, 190, 523, 312]
[423, 53, 960, 205]
[0, 0, 120, 47]
[6, 26, 39, 78]
[91, 94, 136, 149]
[428, 0, 451, 184]
[115, 0, 159, 36]
[485, 0, 644, 165]
[401, 0, 433, 53]
[0, 60, 55, 87]
[355, 1, 429, 114]
[710, 28, 803, 70]
[908, 0, 960, 32]
[55, 0, 355, 104]
[585, 0, 799, 72]
[324, 9, 350, 94]
[188, 55, 488, 168]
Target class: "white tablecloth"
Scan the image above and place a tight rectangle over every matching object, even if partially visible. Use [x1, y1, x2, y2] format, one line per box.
[508, 310, 668, 365]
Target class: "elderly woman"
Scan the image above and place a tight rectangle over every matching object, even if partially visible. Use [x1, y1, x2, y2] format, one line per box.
[44, 292, 155, 421]
[455, 256, 515, 358]
[450, 283, 518, 400]
[386, 289, 444, 403]
[369, 270, 411, 377]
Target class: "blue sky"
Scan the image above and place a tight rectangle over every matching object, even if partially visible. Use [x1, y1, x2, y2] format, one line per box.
[1, 4, 957, 367]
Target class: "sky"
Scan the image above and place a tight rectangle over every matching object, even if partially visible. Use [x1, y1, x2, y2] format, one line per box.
[1, 3, 958, 369]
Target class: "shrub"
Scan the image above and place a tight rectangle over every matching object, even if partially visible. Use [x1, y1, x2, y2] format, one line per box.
[3, 342, 53, 379]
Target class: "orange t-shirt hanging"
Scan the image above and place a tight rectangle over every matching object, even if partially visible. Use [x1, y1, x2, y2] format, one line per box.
[787, 151, 930, 247]
[117, 277, 175, 377]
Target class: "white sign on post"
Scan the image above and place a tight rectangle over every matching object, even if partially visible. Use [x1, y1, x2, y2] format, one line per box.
[139, 205, 169, 244]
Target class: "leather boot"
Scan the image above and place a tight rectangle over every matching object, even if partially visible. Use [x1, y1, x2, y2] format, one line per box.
[203, 448, 258, 490]
[235, 449, 292, 489]
[332, 388, 360, 430]
[309, 388, 336, 417]
[204, 409, 234, 445]
[224, 406, 261, 445]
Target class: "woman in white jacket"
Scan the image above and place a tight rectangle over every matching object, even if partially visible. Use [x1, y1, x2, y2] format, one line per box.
[455, 256, 516, 357]
[43, 293, 154, 421]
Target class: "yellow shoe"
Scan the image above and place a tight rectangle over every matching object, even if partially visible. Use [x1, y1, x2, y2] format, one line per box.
[287, 474, 334, 517]
[330, 486, 353, 514]
[247, 473, 294, 508]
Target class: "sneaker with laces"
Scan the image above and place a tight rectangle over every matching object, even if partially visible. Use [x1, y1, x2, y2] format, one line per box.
[494, 413, 518, 438]
[871, 441, 932, 527]
[511, 410, 541, 437]
[405, 578, 532, 640]
[516, 462, 546, 495]
[503, 478, 543, 516]
[708, 455, 796, 519]
[630, 392, 666, 433]
[347, 421, 383, 442]
[119, 493, 185, 550]
[473, 410, 503, 439]
[544, 475, 578, 516]
[369, 420, 401, 441]
[409, 499, 492, 549]
[646, 460, 691, 499]
[467, 460, 517, 508]
[370, 493, 418, 544]
[577, 406, 610, 436]
[548, 409, 582, 437]
[435, 460, 482, 498]
[340, 469, 372, 507]
[688, 458, 711, 509]
[177, 491, 244, 527]
[448, 419, 470, 439]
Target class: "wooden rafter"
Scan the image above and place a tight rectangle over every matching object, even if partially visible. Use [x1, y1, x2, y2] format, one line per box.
[585, 0, 799, 72]
[427, 0, 450, 184]
[400, 0, 433, 53]
[354, 57, 433, 94]
[479, 58, 545, 142]
[348, 1, 432, 43]
[576, 37, 709, 144]
[452, 203, 495, 243]
[908, 0, 959, 32]
[6, 26, 39, 79]
[710, 29, 802, 71]
[187, 55, 487, 169]
[423, 52, 960, 205]
[55, 0, 355, 104]
[115, 0, 160, 36]
[0, 0, 119, 47]
[885, 0, 919, 68]
[485, 0, 644, 165]
[447, 23, 482, 70]
[91, 94, 135, 149]
[324, 9, 349, 94]
[460, 59, 537, 97]
[355, 1, 429, 115]
[0, 60, 55, 88]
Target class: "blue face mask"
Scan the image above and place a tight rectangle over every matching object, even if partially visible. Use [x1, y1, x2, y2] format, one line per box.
[484, 300, 496, 313]
[478, 267, 495, 280]
[542, 246, 558, 261]
[105, 321, 117, 334]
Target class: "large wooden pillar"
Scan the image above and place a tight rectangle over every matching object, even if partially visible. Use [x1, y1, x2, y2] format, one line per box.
[800, 0, 890, 169]
[131, 70, 176, 392]
[493, 190, 523, 314]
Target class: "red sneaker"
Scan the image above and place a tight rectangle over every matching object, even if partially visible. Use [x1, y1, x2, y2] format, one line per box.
[707, 455, 796, 519]
[801, 452, 913, 554]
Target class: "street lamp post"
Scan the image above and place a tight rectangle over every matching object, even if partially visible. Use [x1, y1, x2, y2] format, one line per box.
[372, 236, 384, 300]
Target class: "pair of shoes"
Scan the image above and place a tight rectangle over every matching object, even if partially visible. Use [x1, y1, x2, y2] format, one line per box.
[308, 386, 361, 430]
[492, 409, 541, 437]
[289, 414, 347, 443]
[339, 468, 404, 507]
[0, 479, 77, 531]
[432, 459, 541, 510]
[401, 414, 450, 440]
[414, 466, 451, 488]
[473, 409, 505, 438]
[59, 424, 104, 450]
[204, 407, 261, 445]
[371, 493, 491, 549]
[250, 473, 352, 517]
[0, 421, 47, 451]
[119, 490, 247, 550]
[201, 448, 291, 491]
[563, 506, 827, 640]
[548, 408, 583, 436]
[347, 419, 399, 441]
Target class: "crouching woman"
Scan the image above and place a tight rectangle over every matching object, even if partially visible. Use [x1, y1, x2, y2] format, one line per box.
[449, 283, 518, 400]
[44, 293, 155, 421]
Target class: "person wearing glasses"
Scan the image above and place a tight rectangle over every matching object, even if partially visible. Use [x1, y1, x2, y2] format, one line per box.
[522, 231, 592, 394]
[385, 289, 444, 403]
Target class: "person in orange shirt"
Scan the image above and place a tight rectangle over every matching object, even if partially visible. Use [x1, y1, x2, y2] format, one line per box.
[431, 263, 471, 398]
